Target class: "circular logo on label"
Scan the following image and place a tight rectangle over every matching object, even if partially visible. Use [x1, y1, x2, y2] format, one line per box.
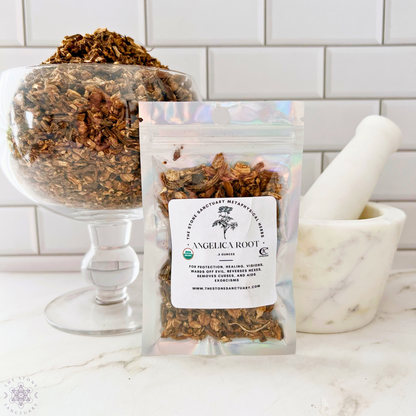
[182, 248, 194, 260]
[259, 247, 269, 257]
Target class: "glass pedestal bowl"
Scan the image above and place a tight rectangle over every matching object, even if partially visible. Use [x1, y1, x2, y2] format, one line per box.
[0, 63, 200, 335]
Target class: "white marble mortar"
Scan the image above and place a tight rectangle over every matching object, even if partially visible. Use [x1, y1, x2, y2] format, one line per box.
[293, 202, 405, 333]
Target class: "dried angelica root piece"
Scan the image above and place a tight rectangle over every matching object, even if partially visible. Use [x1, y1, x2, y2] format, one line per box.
[159, 153, 283, 343]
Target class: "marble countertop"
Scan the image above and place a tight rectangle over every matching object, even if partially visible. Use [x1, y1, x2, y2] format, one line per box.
[1, 270, 416, 416]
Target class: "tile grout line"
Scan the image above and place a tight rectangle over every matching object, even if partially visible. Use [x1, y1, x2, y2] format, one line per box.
[198, 97, 416, 102]
[323, 46, 327, 98]
[21, 0, 27, 46]
[301, 148, 416, 152]
[264, 0, 267, 45]
[0, 253, 85, 258]
[382, 0, 387, 44]
[0, 204, 37, 208]
[206, 47, 209, 100]
[373, 199, 416, 203]
[2, 44, 416, 49]
[0, 249, 411, 256]
[0, 252, 144, 257]
[34, 206, 41, 255]
[144, 0, 148, 46]
[0, 250, 413, 258]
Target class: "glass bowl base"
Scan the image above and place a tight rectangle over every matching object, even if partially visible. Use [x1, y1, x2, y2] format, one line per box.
[44, 285, 142, 336]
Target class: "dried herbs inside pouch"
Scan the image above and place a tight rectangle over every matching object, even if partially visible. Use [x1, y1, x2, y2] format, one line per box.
[140, 101, 304, 356]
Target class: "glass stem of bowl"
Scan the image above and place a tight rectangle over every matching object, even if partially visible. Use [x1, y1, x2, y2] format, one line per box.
[81, 220, 140, 306]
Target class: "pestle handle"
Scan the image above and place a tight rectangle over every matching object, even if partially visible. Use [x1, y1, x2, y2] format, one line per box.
[300, 115, 402, 220]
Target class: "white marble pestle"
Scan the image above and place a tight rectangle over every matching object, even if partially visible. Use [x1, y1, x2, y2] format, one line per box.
[294, 115, 406, 333]
[300, 115, 402, 220]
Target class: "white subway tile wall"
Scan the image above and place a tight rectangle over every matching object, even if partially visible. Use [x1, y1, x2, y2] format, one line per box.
[0, 170, 32, 205]
[149, 48, 207, 99]
[24, 0, 146, 46]
[381, 100, 416, 150]
[303, 101, 380, 151]
[37, 209, 91, 255]
[326, 47, 416, 98]
[323, 152, 416, 201]
[147, 0, 264, 46]
[37, 208, 144, 254]
[385, 0, 416, 44]
[0, 207, 38, 255]
[301, 153, 322, 195]
[266, 0, 383, 45]
[0, 0, 414, 270]
[386, 202, 416, 249]
[393, 250, 416, 270]
[0, 0, 24, 46]
[0, 253, 143, 273]
[209, 47, 324, 99]
[0, 48, 56, 72]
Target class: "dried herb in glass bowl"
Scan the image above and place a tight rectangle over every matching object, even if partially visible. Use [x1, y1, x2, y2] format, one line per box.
[6, 29, 200, 211]
[43, 28, 168, 67]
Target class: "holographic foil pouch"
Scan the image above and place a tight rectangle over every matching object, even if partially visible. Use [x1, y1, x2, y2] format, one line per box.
[140, 101, 304, 356]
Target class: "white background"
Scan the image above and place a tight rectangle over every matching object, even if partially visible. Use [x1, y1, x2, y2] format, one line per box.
[0, 0, 415, 271]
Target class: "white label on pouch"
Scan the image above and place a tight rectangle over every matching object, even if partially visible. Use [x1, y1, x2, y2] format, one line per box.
[169, 196, 277, 309]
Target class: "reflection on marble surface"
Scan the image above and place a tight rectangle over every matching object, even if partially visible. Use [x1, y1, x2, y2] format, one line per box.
[0, 270, 415, 416]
